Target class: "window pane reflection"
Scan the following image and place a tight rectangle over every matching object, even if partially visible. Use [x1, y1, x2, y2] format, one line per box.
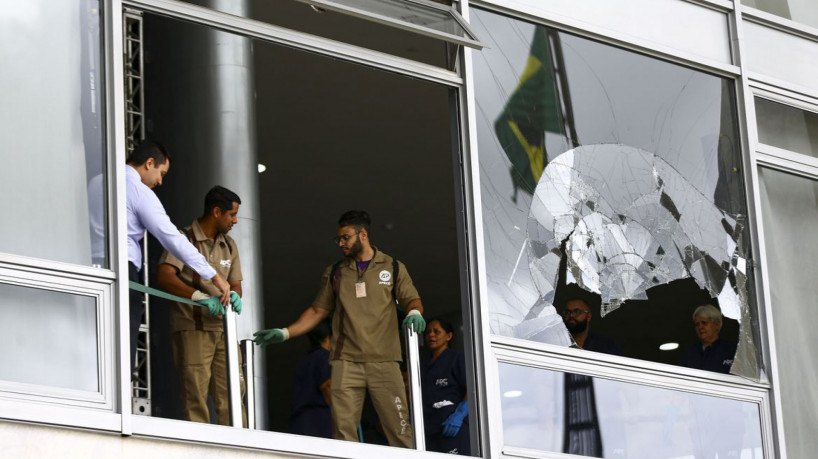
[742, 0, 818, 30]
[755, 97, 818, 158]
[0, 283, 99, 392]
[471, 9, 758, 377]
[757, 168, 818, 458]
[0, 0, 107, 268]
[499, 363, 764, 458]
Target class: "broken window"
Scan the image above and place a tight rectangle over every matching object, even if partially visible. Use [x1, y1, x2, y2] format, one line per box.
[472, 8, 761, 379]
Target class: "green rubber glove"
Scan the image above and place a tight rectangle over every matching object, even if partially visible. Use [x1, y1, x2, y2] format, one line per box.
[197, 296, 225, 316]
[253, 328, 289, 347]
[229, 291, 242, 315]
[402, 310, 426, 333]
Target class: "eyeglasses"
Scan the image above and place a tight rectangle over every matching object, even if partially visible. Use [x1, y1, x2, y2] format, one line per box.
[333, 232, 358, 245]
[561, 309, 589, 318]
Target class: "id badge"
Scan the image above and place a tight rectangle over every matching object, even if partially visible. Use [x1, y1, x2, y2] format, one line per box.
[355, 281, 367, 298]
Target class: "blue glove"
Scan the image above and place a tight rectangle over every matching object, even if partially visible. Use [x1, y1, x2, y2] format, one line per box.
[253, 328, 289, 347]
[196, 296, 225, 316]
[441, 401, 468, 437]
[229, 291, 242, 315]
[402, 310, 426, 333]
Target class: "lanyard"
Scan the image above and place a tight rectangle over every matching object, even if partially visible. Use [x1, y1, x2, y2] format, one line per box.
[355, 249, 376, 282]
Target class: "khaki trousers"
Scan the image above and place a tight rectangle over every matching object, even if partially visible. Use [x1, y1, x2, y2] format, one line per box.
[172, 330, 247, 426]
[330, 360, 413, 448]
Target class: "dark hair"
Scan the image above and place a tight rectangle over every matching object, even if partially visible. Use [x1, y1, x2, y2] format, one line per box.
[338, 210, 371, 233]
[126, 140, 170, 166]
[307, 321, 331, 351]
[203, 185, 241, 217]
[428, 318, 454, 335]
[562, 297, 589, 310]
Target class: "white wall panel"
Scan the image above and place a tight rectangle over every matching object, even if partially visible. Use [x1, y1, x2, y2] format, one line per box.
[478, 0, 732, 65]
[744, 20, 818, 91]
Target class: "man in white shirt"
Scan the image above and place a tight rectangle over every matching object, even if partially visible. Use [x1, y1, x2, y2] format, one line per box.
[125, 140, 231, 364]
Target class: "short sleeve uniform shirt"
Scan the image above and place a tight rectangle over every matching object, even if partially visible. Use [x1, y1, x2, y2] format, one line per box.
[158, 219, 242, 332]
[313, 249, 420, 362]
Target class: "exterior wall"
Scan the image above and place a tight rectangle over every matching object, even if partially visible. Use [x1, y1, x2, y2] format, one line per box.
[2, 0, 818, 457]
[0, 420, 297, 459]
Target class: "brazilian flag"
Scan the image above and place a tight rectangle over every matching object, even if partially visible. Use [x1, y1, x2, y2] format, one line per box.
[494, 27, 563, 202]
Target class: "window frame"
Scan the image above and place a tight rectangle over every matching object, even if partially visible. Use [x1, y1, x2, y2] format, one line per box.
[461, 2, 783, 458]
[0, 254, 116, 410]
[295, 0, 486, 49]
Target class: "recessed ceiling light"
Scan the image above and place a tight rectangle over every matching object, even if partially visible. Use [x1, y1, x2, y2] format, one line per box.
[503, 390, 522, 398]
[257, 164, 267, 173]
[659, 342, 679, 351]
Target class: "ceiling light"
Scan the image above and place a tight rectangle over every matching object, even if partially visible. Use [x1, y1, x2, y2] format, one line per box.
[503, 390, 522, 398]
[257, 164, 267, 173]
[659, 342, 679, 351]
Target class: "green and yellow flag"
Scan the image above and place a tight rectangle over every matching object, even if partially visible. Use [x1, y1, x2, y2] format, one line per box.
[494, 27, 563, 202]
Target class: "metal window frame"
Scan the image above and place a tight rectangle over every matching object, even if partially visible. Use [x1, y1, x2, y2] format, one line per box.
[105, 0, 475, 456]
[295, 0, 485, 49]
[0, 255, 116, 411]
[745, 78, 818, 459]
[740, 3, 818, 44]
[459, 2, 787, 458]
[492, 341, 775, 459]
[122, 0, 462, 87]
[0, 1, 804, 458]
[471, 0, 739, 75]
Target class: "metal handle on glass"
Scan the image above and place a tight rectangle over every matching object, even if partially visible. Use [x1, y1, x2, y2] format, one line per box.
[224, 306, 243, 428]
[404, 323, 426, 451]
[242, 339, 256, 429]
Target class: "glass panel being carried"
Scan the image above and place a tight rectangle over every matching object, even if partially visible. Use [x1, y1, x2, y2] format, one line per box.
[757, 167, 818, 459]
[499, 363, 764, 458]
[0, 282, 99, 392]
[742, 0, 818, 30]
[755, 97, 818, 159]
[472, 9, 760, 379]
[0, 0, 107, 268]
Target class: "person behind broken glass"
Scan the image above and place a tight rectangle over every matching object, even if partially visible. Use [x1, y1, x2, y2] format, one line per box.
[680, 304, 736, 374]
[561, 298, 624, 356]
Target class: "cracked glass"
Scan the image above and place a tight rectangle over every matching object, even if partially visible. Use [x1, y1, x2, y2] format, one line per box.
[472, 9, 760, 379]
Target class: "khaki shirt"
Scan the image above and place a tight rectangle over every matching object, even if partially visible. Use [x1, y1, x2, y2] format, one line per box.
[313, 249, 420, 362]
[159, 219, 243, 332]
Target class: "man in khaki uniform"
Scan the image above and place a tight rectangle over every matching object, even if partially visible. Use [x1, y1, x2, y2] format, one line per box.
[157, 186, 245, 425]
[254, 210, 426, 448]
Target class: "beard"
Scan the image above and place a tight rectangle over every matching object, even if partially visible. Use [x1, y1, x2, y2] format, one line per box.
[565, 318, 589, 335]
[346, 237, 364, 258]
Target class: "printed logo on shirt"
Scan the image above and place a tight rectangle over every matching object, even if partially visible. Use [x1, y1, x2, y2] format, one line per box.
[723, 359, 734, 366]
[378, 270, 392, 286]
[220, 259, 232, 268]
[435, 378, 449, 387]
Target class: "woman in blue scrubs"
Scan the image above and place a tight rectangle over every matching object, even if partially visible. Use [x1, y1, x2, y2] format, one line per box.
[421, 319, 470, 455]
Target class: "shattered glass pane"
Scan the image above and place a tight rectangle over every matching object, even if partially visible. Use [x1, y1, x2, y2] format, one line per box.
[472, 8, 761, 380]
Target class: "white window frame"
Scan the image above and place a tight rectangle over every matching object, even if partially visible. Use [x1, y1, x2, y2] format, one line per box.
[295, 0, 486, 49]
[460, 1, 785, 458]
[0, 254, 116, 411]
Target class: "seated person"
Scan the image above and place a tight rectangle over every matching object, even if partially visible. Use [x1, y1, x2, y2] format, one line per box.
[680, 304, 736, 374]
[561, 298, 624, 356]
[290, 323, 332, 438]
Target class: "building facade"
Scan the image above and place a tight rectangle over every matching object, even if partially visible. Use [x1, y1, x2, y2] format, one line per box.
[1, 0, 817, 457]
